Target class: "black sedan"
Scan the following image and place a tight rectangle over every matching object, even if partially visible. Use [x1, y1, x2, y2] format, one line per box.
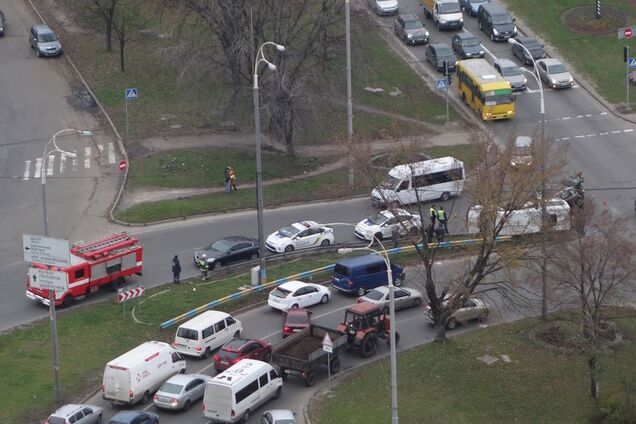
[451, 31, 484, 59]
[194, 236, 259, 270]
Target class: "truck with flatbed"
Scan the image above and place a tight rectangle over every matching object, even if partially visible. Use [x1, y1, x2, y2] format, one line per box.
[420, 0, 463, 30]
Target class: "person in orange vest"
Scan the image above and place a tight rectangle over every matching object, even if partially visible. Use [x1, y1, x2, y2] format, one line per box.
[228, 166, 237, 191]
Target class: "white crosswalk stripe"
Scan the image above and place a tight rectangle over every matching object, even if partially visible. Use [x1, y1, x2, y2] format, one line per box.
[84, 147, 91, 169]
[108, 142, 116, 164]
[23, 160, 31, 181]
[60, 153, 67, 174]
[47, 155, 55, 176]
[34, 158, 42, 179]
[21, 144, 108, 180]
[72, 150, 78, 172]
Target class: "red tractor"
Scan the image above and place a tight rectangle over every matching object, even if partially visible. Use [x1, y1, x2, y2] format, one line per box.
[336, 301, 399, 358]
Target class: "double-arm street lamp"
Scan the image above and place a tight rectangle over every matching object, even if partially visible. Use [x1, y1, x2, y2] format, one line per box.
[41, 128, 92, 402]
[253, 41, 285, 285]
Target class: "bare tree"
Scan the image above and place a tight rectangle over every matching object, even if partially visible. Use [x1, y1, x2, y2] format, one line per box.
[543, 207, 636, 399]
[92, 0, 123, 51]
[111, 0, 155, 71]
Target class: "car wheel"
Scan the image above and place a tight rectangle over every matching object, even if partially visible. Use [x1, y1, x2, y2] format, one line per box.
[184, 399, 192, 411]
[305, 371, 318, 386]
[356, 286, 366, 297]
[360, 333, 377, 358]
[462, 92, 467, 104]
[478, 310, 489, 322]
[207, 262, 216, 271]
[394, 274, 404, 287]
[96, 414, 102, 424]
[242, 409, 250, 423]
[274, 386, 282, 399]
[446, 318, 458, 330]
[320, 294, 329, 304]
[141, 390, 150, 404]
[440, 192, 450, 201]
[291, 303, 299, 309]
[61, 295, 74, 308]
[320, 239, 330, 247]
[264, 351, 272, 362]
[284, 245, 294, 253]
[234, 330, 241, 338]
[36, 49, 41, 57]
[436, 21, 441, 30]
[412, 297, 423, 307]
[179, 368, 186, 374]
[203, 347, 211, 359]
[374, 232, 383, 241]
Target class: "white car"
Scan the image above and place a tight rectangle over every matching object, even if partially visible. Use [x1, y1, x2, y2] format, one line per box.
[354, 209, 420, 241]
[265, 220, 334, 253]
[268, 280, 331, 312]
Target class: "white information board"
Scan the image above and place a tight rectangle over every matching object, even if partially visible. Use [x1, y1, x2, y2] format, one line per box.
[28, 267, 69, 292]
[23, 234, 71, 268]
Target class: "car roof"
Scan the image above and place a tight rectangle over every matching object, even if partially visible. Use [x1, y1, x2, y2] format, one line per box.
[265, 409, 296, 420]
[290, 220, 319, 230]
[335, 253, 387, 268]
[286, 308, 310, 317]
[111, 410, 146, 419]
[430, 43, 450, 50]
[222, 337, 256, 351]
[278, 280, 310, 291]
[515, 136, 532, 147]
[516, 36, 538, 45]
[51, 404, 84, 417]
[222, 235, 257, 244]
[454, 32, 476, 40]
[33, 23, 54, 33]
[164, 373, 205, 385]
[480, 2, 507, 14]
[399, 14, 420, 21]
[538, 58, 561, 66]
[494, 58, 517, 67]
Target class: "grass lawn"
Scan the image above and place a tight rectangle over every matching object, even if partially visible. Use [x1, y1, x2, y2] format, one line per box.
[309, 312, 636, 424]
[501, 0, 636, 105]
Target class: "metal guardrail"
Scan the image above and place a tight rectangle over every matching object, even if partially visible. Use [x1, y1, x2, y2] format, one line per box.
[159, 236, 512, 329]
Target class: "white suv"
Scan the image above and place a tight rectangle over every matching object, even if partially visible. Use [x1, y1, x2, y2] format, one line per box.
[354, 209, 420, 241]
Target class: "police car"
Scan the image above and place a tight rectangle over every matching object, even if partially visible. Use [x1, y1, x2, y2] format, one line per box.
[354, 209, 420, 241]
[265, 221, 335, 253]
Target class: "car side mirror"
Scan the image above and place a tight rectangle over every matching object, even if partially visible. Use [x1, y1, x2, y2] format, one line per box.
[512, 18, 516, 22]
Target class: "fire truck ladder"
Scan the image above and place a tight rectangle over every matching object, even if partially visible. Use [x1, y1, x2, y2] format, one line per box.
[71, 233, 138, 260]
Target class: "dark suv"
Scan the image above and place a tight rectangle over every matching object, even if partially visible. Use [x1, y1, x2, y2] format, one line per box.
[425, 43, 457, 73]
[477, 3, 517, 41]
[511, 36, 546, 65]
[29, 24, 62, 57]
[451, 31, 484, 59]
[394, 14, 429, 45]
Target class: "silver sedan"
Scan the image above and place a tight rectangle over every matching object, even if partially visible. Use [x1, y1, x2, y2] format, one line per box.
[153, 373, 211, 411]
[358, 286, 423, 311]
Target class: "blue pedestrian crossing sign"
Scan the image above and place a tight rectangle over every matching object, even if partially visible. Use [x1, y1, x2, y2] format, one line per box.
[629, 58, 636, 69]
[125, 88, 138, 101]
[436, 79, 448, 91]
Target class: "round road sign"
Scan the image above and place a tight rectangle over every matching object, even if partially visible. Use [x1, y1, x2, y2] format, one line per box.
[118, 160, 128, 171]
[625, 27, 633, 39]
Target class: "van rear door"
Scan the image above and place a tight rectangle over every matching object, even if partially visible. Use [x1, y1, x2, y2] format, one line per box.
[203, 383, 233, 421]
[103, 365, 131, 402]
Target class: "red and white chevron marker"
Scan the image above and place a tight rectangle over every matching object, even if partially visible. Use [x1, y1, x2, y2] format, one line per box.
[117, 286, 145, 303]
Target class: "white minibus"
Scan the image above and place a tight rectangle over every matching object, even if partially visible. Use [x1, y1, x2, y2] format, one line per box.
[173, 310, 242, 358]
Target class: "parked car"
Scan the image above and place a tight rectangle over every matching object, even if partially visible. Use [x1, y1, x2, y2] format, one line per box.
[425, 43, 457, 73]
[460, 0, 489, 16]
[511, 136, 533, 167]
[451, 31, 484, 59]
[354, 208, 420, 241]
[266, 220, 334, 253]
[107, 411, 159, 424]
[214, 338, 272, 372]
[29, 23, 62, 57]
[283, 308, 312, 338]
[493, 58, 527, 91]
[262, 410, 297, 424]
[536, 58, 574, 89]
[0, 11, 6, 37]
[268, 280, 331, 312]
[511, 36, 546, 65]
[45, 404, 103, 424]
[153, 373, 211, 411]
[358, 286, 423, 310]
[194, 235, 259, 270]
[394, 14, 429, 45]
[424, 297, 489, 329]
[368, 0, 399, 15]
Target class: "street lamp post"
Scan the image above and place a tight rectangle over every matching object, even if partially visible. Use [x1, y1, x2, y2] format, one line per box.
[508, 39, 548, 319]
[41, 128, 92, 402]
[253, 42, 285, 285]
[345, 0, 354, 187]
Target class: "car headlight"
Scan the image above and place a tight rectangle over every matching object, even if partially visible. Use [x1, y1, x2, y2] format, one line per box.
[479, 50, 484, 55]
[207, 257, 215, 263]
[425, 31, 430, 37]
[523, 77, 528, 84]
[550, 79, 557, 84]
[568, 77, 573, 83]
[407, 33, 413, 38]
[440, 18, 447, 23]
[492, 28, 499, 35]
[513, 25, 518, 34]
[459, 17, 464, 22]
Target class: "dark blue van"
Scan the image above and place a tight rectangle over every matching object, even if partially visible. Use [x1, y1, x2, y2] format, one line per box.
[331, 254, 405, 296]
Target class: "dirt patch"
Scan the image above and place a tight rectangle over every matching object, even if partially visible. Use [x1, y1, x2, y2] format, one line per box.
[561, 5, 628, 36]
[528, 320, 624, 354]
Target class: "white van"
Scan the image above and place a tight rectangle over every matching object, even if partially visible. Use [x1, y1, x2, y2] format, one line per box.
[371, 156, 465, 206]
[467, 198, 571, 236]
[102, 341, 186, 405]
[173, 310, 242, 358]
[203, 359, 283, 423]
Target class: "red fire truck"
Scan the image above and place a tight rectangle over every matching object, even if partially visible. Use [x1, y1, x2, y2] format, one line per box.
[26, 233, 143, 307]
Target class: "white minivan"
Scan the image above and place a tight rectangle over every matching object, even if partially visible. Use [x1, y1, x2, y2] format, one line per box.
[202, 359, 283, 423]
[371, 156, 465, 207]
[173, 310, 242, 358]
[102, 341, 186, 405]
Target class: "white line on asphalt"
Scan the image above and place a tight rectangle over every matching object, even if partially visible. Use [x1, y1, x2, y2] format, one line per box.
[624, 129, 634, 133]
[34, 158, 42, 179]
[574, 135, 585, 139]
[84, 147, 91, 169]
[47, 154, 55, 176]
[585, 114, 592, 117]
[586, 134, 595, 137]
[600, 112, 608, 115]
[22, 160, 31, 180]
[108, 142, 116, 164]
[599, 132, 609, 136]
[576, 115, 584, 118]
[560, 137, 570, 141]
[612, 130, 621, 134]
[561, 116, 571, 120]
[72, 150, 78, 171]
[525, 88, 540, 94]
[480, 43, 496, 61]
[60, 153, 67, 174]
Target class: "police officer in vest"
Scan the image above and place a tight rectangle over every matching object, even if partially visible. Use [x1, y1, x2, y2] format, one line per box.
[429, 204, 437, 225]
[437, 206, 449, 234]
[198, 253, 209, 280]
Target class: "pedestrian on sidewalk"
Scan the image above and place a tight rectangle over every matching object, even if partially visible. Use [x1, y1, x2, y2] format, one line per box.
[437, 206, 449, 234]
[391, 225, 400, 248]
[429, 204, 437, 225]
[171, 255, 181, 284]
[198, 253, 209, 280]
[224, 167, 231, 194]
[228, 166, 238, 191]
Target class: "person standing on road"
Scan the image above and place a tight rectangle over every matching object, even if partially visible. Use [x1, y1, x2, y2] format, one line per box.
[429, 205, 437, 225]
[224, 167, 231, 194]
[437, 206, 449, 234]
[228, 166, 238, 191]
[435, 223, 446, 243]
[198, 253, 209, 280]
[171, 255, 181, 284]
[391, 224, 400, 248]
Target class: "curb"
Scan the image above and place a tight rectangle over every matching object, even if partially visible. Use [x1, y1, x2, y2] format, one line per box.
[25, 0, 130, 226]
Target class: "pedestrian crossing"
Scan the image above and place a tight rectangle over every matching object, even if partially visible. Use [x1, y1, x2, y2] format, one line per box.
[20, 142, 117, 181]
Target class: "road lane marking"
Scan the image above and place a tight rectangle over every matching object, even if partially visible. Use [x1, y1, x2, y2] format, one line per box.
[612, 130, 621, 134]
[84, 147, 91, 169]
[599, 132, 609, 136]
[60, 153, 66, 174]
[72, 150, 78, 171]
[108, 142, 116, 164]
[22, 160, 31, 180]
[561, 116, 571, 120]
[600, 112, 608, 115]
[46, 154, 55, 176]
[574, 135, 585, 139]
[34, 158, 42, 179]
[624, 129, 634, 133]
[576, 115, 584, 118]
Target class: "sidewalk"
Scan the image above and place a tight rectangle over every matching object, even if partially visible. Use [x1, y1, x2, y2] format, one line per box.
[120, 130, 473, 209]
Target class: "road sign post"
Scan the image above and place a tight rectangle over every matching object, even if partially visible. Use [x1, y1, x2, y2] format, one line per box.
[124, 88, 138, 138]
[322, 332, 334, 382]
[619, 27, 635, 109]
[436, 72, 450, 125]
[118, 286, 145, 319]
[118, 160, 128, 172]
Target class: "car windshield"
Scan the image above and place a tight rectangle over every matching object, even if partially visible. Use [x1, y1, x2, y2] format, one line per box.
[218, 349, 239, 359]
[484, 89, 513, 105]
[501, 65, 522, 76]
[437, 47, 454, 57]
[438, 3, 460, 12]
[278, 226, 301, 238]
[379, 175, 401, 189]
[177, 327, 198, 340]
[286, 313, 308, 324]
[274, 421, 296, 424]
[523, 40, 541, 50]
[367, 213, 389, 225]
[39, 33, 57, 42]
[210, 239, 233, 252]
[271, 287, 291, 298]
[365, 290, 385, 301]
[404, 20, 423, 30]
[492, 15, 513, 25]
[514, 146, 532, 156]
[547, 64, 567, 74]
[159, 382, 183, 394]
[462, 38, 480, 47]
[47, 417, 67, 424]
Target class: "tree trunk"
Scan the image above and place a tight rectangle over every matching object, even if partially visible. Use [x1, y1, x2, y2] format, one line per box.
[105, 21, 112, 51]
[589, 354, 600, 399]
[433, 321, 447, 342]
[119, 37, 125, 71]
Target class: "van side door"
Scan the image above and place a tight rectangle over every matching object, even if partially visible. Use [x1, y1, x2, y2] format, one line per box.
[214, 319, 229, 346]
[171, 352, 185, 373]
[258, 372, 272, 402]
[201, 324, 217, 352]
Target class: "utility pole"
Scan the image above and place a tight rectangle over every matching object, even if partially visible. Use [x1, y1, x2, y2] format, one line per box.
[345, 0, 354, 186]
